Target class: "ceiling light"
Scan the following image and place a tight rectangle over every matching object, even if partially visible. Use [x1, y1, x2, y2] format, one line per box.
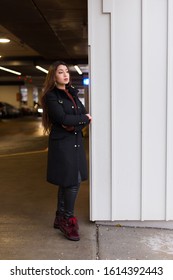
[36, 65, 48, 74]
[0, 38, 10, 43]
[74, 65, 83, 75]
[0, 66, 21, 75]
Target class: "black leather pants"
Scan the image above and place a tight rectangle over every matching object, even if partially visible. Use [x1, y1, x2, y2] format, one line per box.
[57, 173, 81, 218]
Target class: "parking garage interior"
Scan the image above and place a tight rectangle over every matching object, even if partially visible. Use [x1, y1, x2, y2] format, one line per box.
[0, 0, 93, 259]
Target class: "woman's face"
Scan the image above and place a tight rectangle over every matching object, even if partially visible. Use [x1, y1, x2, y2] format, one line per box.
[54, 64, 70, 88]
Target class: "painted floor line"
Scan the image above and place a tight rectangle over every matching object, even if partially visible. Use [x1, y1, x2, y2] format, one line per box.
[0, 148, 48, 158]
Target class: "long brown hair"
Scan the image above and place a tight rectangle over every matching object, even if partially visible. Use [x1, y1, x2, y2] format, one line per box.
[41, 61, 69, 134]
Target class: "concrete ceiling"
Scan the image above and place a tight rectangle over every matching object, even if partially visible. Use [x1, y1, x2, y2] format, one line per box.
[0, 0, 88, 88]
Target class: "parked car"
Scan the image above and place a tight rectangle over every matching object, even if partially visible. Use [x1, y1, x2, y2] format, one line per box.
[0, 102, 21, 118]
[19, 104, 33, 116]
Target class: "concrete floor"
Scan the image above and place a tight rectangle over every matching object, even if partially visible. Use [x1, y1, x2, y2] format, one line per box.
[1, 117, 173, 260]
[0, 151, 97, 260]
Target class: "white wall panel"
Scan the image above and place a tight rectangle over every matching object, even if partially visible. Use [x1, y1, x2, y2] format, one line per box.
[166, 0, 173, 219]
[88, 0, 111, 220]
[141, 0, 167, 220]
[111, 0, 142, 220]
[88, 0, 173, 221]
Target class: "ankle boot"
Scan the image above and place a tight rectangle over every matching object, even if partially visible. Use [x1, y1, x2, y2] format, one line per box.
[53, 212, 63, 229]
[59, 216, 80, 241]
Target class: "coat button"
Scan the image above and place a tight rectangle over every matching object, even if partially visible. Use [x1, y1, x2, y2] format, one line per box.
[74, 145, 77, 148]
[75, 132, 77, 135]
[78, 145, 80, 147]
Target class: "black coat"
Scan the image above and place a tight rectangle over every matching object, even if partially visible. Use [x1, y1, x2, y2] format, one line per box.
[45, 86, 90, 187]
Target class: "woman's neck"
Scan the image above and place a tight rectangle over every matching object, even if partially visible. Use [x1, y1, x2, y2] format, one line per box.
[55, 82, 66, 90]
[57, 86, 65, 90]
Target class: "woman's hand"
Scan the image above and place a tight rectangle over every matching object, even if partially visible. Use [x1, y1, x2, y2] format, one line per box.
[86, 113, 92, 122]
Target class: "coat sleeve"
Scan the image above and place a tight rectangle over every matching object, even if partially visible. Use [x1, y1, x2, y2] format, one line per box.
[46, 92, 90, 126]
[73, 97, 90, 132]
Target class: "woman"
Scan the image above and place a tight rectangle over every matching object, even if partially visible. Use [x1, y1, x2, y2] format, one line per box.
[41, 61, 92, 241]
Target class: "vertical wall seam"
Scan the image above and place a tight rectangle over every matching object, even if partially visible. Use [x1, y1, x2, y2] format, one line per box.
[110, 12, 114, 221]
[140, 0, 144, 221]
[110, 0, 116, 221]
[165, 0, 169, 221]
[109, 3, 115, 221]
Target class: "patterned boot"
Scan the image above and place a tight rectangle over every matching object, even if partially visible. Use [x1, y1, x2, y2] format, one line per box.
[59, 216, 80, 241]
